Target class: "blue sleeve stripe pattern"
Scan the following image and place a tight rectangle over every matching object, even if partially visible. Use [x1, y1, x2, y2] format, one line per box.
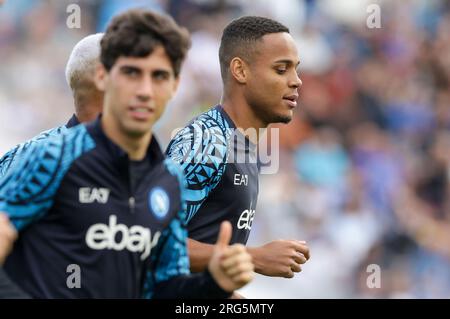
[0, 125, 95, 230]
[142, 159, 190, 299]
[0, 146, 20, 179]
[0, 126, 68, 179]
[166, 107, 232, 223]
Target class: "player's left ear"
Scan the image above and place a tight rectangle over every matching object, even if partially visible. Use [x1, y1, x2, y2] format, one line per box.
[94, 63, 107, 92]
[230, 57, 248, 84]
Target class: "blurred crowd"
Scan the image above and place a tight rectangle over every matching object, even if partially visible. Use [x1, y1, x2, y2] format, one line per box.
[1, 0, 449, 298]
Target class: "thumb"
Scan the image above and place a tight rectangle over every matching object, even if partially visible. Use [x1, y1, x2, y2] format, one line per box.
[215, 221, 232, 248]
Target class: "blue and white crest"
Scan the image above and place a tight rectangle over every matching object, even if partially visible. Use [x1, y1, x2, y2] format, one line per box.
[149, 187, 170, 219]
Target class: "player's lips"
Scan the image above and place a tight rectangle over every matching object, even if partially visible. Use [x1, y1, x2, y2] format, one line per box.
[282, 94, 299, 108]
[128, 105, 154, 120]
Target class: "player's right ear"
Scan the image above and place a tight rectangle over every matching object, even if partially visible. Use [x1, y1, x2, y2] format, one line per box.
[229, 57, 247, 84]
[94, 63, 107, 92]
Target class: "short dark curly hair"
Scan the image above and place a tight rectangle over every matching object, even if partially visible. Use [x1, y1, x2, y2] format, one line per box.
[219, 16, 289, 82]
[100, 9, 191, 77]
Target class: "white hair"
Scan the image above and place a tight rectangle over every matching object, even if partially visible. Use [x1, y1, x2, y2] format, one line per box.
[65, 33, 103, 89]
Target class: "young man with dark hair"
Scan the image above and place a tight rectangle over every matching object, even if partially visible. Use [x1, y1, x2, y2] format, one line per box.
[0, 9, 253, 298]
[167, 16, 310, 285]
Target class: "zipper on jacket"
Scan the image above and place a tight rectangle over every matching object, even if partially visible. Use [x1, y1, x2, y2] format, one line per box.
[128, 161, 135, 214]
[129, 196, 136, 214]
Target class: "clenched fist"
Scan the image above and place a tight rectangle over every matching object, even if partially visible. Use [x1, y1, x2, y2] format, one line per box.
[248, 239, 310, 278]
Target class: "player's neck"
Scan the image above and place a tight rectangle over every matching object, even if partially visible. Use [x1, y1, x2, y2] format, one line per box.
[76, 105, 102, 123]
[75, 92, 104, 123]
[101, 115, 152, 161]
[221, 95, 266, 143]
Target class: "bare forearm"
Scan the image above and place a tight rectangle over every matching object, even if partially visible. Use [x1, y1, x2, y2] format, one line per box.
[188, 238, 215, 273]
[246, 246, 264, 274]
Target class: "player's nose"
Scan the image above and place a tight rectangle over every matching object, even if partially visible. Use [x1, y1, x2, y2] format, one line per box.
[136, 75, 154, 101]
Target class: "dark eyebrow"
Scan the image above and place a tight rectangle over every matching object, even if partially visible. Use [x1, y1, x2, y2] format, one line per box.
[153, 69, 171, 76]
[120, 65, 173, 78]
[274, 60, 301, 67]
[120, 65, 142, 73]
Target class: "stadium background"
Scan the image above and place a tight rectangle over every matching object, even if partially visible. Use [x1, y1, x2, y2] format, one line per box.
[1, 0, 449, 298]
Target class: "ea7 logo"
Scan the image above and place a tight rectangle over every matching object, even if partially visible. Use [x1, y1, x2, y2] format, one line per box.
[79, 187, 110, 204]
[234, 174, 248, 186]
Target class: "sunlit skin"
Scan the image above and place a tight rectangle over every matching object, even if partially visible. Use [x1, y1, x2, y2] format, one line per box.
[222, 32, 302, 142]
[95, 46, 179, 160]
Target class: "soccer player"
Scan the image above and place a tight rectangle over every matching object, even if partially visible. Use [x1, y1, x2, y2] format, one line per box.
[166, 16, 310, 283]
[0, 213, 29, 298]
[0, 9, 253, 298]
[0, 33, 104, 178]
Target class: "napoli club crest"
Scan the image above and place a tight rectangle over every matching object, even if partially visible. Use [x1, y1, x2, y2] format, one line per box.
[149, 187, 170, 219]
